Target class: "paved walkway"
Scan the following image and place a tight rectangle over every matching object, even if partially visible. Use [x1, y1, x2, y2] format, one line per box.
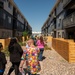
[40, 50, 75, 75]
[4, 49, 75, 75]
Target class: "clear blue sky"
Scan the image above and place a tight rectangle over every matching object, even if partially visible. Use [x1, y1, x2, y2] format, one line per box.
[14, 0, 56, 32]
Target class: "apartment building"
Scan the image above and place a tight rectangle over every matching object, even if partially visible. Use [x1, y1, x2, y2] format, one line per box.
[63, 0, 75, 39]
[0, 0, 32, 39]
[41, 17, 50, 36]
[56, 0, 65, 38]
[41, 0, 75, 39]
[41, 0, 59, 37]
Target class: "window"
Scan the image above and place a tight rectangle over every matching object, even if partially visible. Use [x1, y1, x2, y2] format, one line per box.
[1, 31, 5, 38]
[62, 32, 64, 38]
[61, 0, 63, 3]
[21, 25, 24, 30]
[3, 0, 6, 2]
[0, 2, 3, 8]
[58, 32, 61, 38]
[8, 2, 12, 9]
[3, 13, 6, 20]
[58, 18, 61, 27]
[52, 33, 54, 37]
[18, 13, 20, 17]
[58, 23, 60, 27]
[8, 16, 11, 24]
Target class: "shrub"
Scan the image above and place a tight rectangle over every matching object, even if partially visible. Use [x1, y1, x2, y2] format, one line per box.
[44, 45, 51, 50]
[2, 47, 10, 57]
[19, 42, 26, 46]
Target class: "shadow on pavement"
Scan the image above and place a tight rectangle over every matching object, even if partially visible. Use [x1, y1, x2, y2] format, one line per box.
[42, 56, 46, 60]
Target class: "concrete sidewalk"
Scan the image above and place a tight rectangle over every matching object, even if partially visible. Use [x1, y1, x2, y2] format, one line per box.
[4, 49, 75, 75]
[40, 50, 75, 75]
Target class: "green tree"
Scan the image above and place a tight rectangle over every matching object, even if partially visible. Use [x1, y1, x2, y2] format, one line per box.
[22, 31, 28, 41]
[23, 31, 28, 36]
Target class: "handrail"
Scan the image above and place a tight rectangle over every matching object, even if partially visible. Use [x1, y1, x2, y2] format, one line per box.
[63, 0, 71, 7]
[63, 12, 75, 28]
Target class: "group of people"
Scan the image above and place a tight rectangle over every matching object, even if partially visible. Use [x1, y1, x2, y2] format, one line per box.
[0, 36, 45, 75]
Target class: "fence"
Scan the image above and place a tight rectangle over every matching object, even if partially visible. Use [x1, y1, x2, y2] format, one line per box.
[0, 38, 11, 49]
[0, 36, 29, 49]
[52, 38, 75, 63]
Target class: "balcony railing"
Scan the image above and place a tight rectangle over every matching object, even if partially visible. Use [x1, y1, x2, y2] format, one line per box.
[0, 0, 6, 2]
[13, 12, 17, 18]
[0, 1, 3, 8]
[63, 12, 75, 28]
[63, 0, 74, 8]
[13, 7, 17, 18]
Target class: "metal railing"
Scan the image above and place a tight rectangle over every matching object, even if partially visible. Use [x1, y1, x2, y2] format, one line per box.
[63, 0, 71, 8]
[63, 12, 75, 28]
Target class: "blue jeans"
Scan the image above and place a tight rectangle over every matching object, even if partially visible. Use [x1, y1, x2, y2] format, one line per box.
[0, 69, 4, 75]
[38, 48, 44, 61]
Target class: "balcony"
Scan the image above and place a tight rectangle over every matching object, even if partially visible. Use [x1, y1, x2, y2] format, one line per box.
[63, 12, 75, 28]
[0, 0, 6, 2]
[13, 12, 17, 18]
[0, 1, 3, 8]
[51, 24, 56, 31]
[63, 0, 75, 9]
[13, 8, 17, 18]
